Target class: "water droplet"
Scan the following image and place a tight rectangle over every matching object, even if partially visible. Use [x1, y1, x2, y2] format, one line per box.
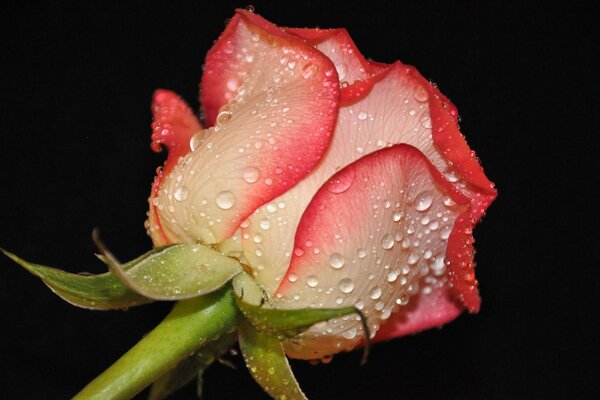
[358, 111, 368, 120]
[302, 63, 318, 79]
[430, 255, 446, 273]
[387, 269, 400, 282]
[326, 169, 355, 194]
[342, 327, 357, 340]
[369, 286, 382, 300]
[420, 116, 432, 129]
[259, 219, 270, 230]
[440, 226, 452, 240]
[414, 85, 429, 102]
[216, 110, 232, 125]
[381, 234, 395, 250]
[338, 278, 354, 293]
[335, 296, 343, 305]
[357, 248, 366, 259]
[407, 252, 419, 265]
[393, 211, 403, 222]
[173, 186, 189, 202]
[242, 166, 260, 183]
[307, 275, 319, 288]
[216, 191, 235, 209]
[189, 132, 203, 151]
[329, 253, 345, 269]
[443, 196, 456, 207]
[253, 233, 263, 243]
[268, 366, 276, 375]
[287, 273, 298, 283]
[415, 191, 434, 211]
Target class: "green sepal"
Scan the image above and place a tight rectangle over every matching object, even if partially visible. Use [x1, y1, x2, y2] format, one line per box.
[148, 331, 238, 400]
[94, 233, 243, 300]
[234, 294, 358, 340]
[1, 248, 150, 310]
[239, 321, 307, 400]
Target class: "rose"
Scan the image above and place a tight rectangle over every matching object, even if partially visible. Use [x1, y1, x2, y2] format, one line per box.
[146, 9, 496, 360]
[4, 8, 497, 399]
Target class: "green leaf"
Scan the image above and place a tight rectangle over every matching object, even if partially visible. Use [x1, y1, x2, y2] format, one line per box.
[148, 331, 238, 400]
[239, 321, 307, 400]
[1, 248, 150, 310]
[94, 234, 243, 300]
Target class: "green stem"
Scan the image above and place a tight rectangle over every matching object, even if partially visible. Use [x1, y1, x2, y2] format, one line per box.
[74, 286, 240, 400]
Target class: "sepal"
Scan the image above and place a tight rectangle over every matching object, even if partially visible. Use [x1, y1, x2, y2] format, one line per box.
[239, 321, 307, 400]
[1, 248, 150, 310]
[94, 232, 243, 300]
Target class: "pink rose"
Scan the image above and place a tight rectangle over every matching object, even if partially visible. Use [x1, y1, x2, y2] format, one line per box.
[146, 9, 496, 360]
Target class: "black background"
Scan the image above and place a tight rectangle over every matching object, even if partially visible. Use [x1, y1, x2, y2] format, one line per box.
[0, 1, 597, 399]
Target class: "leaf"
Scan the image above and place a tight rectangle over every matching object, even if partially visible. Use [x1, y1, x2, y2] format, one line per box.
[148, 331, 238, 400]
[1, 248, 150, 310]
[239, 321, 307, 400]
[94, 233, 243, 300]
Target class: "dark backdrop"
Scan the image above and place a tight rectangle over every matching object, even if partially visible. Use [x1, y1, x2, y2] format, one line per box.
[0, 1, 597, 399]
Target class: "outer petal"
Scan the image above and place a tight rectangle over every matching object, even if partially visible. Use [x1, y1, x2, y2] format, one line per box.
[242, 61, 494, 312]
[272, 144, 471, 359]
[373, 280, 462, 341]
[285, 27, 386, 103]
[146, 90, 202, 246]
[154, 11, 339, 244]
[411, 68, 497, 223]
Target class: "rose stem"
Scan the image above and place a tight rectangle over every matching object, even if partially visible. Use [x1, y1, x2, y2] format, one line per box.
[73, 286, 240, 400]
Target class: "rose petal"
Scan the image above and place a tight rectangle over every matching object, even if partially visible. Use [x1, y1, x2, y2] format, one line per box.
[373, 278, 462, 341]
[410, 67, 497, 222]
[155, 11, 339, 244]
[146, 90, 202, 246]
[240, 63, 448, 290]
[285, 27, 386, 104]
[269, 144, 471, 359]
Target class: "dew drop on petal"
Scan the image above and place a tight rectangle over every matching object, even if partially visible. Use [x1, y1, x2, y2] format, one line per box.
[443, 196, 456, 207]
[259, 219, 270, 230]
[393, 211, 403, 222]
[329, 253, 345, 269]
[440, 226, 452, 240]
[307, 275, 319, 288]
[216, 191, 235, 209]
[387, 269, 400, 282]
[173, 186, 189, 202]
[216, 110, 232, 125]
[338, 278, 354, 294]
[326, 170, 355, 194]
[342, 327, 357, 340]
[381, 234, 395, 250]
[369, 286, 382, 300]
[414, 85, 429, 102]
[242, 166, 260, 183]
[358, 111, 368, 120]
[357, 248, 366, 259]
[430, 255, 446, 274]
[189, 132, 203, 151]
[302, 63, 318, 79]
[414, 191, 434, 211]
